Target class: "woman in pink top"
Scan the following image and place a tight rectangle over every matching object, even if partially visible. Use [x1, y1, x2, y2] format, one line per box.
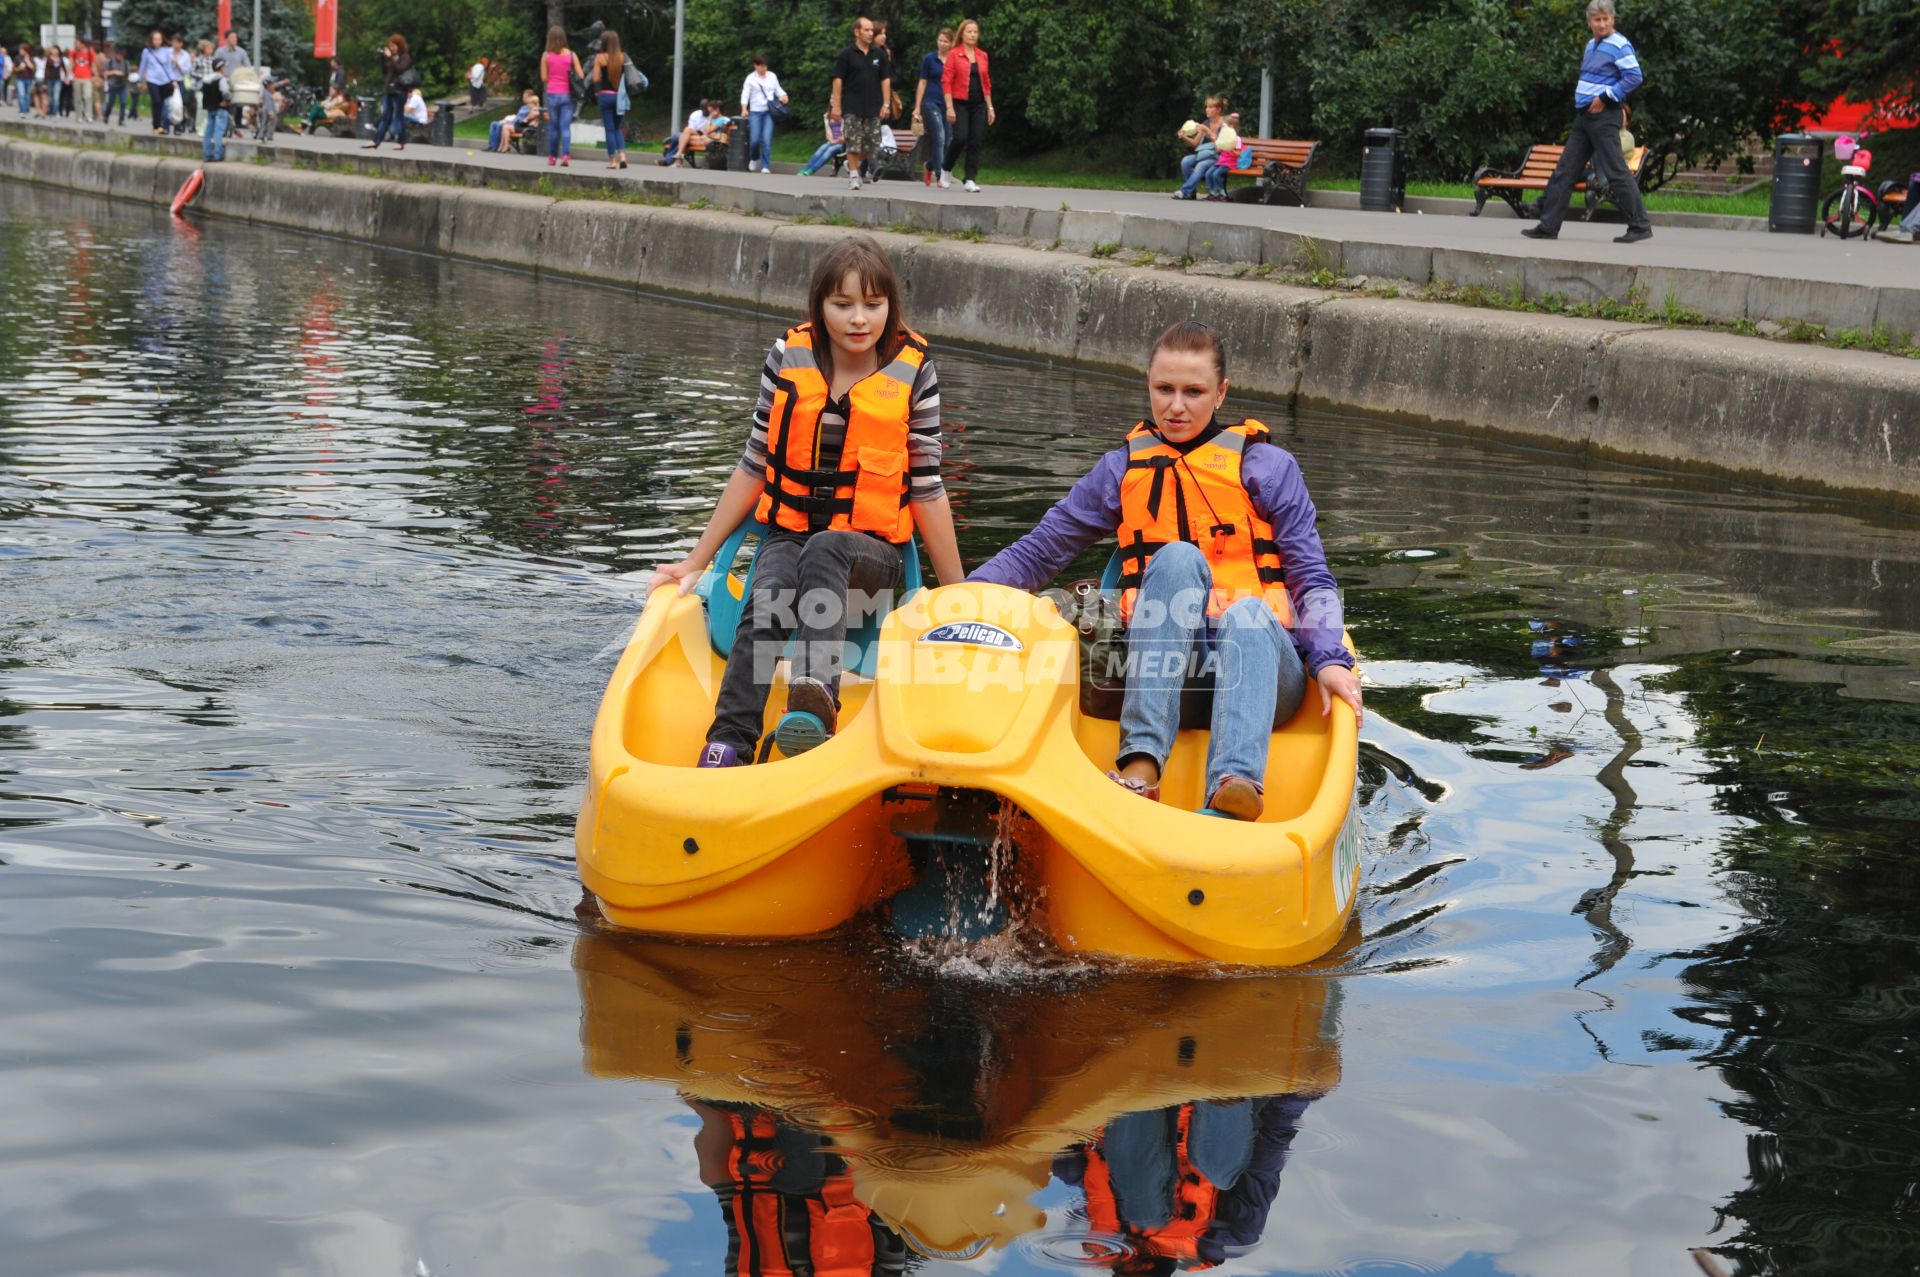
[941, 19, 995, 192]
[541, 26, 583, 166]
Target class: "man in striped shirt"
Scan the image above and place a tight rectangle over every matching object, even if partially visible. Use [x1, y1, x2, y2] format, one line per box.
[1521, 0, 1653, 245]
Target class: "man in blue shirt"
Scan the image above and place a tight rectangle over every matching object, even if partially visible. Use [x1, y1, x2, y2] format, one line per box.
[1522, 0, 1653, 244]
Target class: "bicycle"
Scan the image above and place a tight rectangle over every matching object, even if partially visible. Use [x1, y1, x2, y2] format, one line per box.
[1819, 133, 1880, 239]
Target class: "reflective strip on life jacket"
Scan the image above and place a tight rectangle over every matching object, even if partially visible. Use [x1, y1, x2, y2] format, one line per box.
[754, 322, 923, 544]
[1115, 419, 1291, 624]
[721, 1111, 889, 1277]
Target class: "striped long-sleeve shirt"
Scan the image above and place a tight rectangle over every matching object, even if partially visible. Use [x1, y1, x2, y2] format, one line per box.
[1575, 33, 1642, 108]
[737, 335, 947, 503]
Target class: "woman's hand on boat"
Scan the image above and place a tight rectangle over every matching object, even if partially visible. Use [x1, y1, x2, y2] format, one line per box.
[648, 558, 703, 595]
[1316, 664, 1363, 725]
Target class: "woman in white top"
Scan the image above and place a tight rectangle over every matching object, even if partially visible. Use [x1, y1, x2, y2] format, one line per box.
[467, 58, 487, 107]
[738, 54, 787, 175]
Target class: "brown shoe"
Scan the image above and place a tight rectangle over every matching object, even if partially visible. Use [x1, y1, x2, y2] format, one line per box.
[1207, 775, 1265, 821]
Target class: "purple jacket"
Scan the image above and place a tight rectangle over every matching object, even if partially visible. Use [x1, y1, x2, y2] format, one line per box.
[967, 426, 1352, 673]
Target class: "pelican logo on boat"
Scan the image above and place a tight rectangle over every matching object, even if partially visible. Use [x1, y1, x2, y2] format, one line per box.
[921, 622, 1024, 651]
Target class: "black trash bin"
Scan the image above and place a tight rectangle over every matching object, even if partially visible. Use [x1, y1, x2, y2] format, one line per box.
[430, 102, 456, 147]
[1360, 127, 1406, 212]
[1769, 133, 1823, 234]
[726, 125, 750, 171]
[356, 97, 378, 141]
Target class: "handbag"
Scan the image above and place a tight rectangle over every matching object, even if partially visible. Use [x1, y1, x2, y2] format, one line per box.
[768, 98, 790, 124]
[396, 66, 422, 91]
[615, 77, 629, 116]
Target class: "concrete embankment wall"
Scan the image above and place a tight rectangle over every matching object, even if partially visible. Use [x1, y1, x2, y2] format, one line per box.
[6, 134, 1920, 507]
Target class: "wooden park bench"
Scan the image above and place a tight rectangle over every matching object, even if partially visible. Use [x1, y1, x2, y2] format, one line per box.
[681, 119, 740, 167]
[1220, 138, 1320, 206]
[1472, 142, 1650, 219]
[1875, 178, 1910, 232]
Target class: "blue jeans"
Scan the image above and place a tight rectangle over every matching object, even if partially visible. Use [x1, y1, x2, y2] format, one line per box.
[545, 92, 572, 157]
[919, 106, 946, 174]
[1178, 151, 1219, 199]
[597, 91, 623, 154]
[104, 82, 128, 122]
[18, 78, 34, 114]
[372, 91, 405, 145]
[487, 120, 507, 150]
[1900, 177, 1920, 233]
[202, 107, 228, 160]
[1119, 542, 1306, 797]
[747, 109, 773, 168]
[802, 140, 844, 174]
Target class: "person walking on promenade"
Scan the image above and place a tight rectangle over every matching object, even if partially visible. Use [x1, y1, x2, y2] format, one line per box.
[211, 30, 248, 78]
[830, 15, 890, 191]
[912, 27, 952, 187]
[200, 64, 231, 162]
[1522, 0, 1653, 244]
[169, 35, 194, 133]
[101, 44, 129, 124]
[468, 57, 488, 108]
[364, 34, 414, 151]
[539, 27, 582, 167]
[739, 54, 788, 175]
[138, 31, 175, 134]
[591, 32, 630, 169]
[941, 19, 994, 193]
[71, 41, 95, 122]
[45, 46, 66, 117]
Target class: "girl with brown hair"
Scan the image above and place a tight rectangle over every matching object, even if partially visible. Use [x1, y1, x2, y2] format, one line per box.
[591, 31, 628, 169]
[649, 237, 965, 766]
[540, 26, 583, 166]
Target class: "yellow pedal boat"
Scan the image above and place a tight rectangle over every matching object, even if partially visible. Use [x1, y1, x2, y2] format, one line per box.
[573, 932, 1344, 1260]
[576, 524, 1361, 966]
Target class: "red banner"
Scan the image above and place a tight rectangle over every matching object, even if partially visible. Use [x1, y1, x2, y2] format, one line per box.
[217, 0, 231, 39]
[314, 0, 337, 59]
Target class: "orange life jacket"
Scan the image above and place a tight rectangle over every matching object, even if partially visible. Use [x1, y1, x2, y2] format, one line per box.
[754, 322, 925, 545]
[1114, 419, 1291, 625]
[1081, 1104, 1221, 1268]
[720, 1111, 903, 1277]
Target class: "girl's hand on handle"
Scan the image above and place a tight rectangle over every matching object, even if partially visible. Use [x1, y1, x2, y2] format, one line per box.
[1316, 665, 1364, 726]
[648, 559, 704, 596]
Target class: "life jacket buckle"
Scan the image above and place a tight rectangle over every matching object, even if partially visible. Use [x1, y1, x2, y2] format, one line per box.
[1209, 522, 1235, 554]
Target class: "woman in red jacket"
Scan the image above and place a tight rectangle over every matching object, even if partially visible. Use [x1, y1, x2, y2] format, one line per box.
[941, 19, 994, 193]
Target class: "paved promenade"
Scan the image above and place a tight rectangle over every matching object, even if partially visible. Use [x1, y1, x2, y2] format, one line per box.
[6, 112, 1916, 336]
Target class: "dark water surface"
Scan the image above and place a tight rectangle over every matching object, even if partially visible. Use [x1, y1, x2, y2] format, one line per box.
[4, 184, 1919, 1277]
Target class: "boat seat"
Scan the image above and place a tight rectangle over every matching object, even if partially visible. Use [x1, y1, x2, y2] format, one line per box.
[1079, 548, 1295, 729]
[696, 520, 925, 681]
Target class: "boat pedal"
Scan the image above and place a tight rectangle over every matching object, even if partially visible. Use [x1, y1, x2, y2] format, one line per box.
[773, 710, 829, 757]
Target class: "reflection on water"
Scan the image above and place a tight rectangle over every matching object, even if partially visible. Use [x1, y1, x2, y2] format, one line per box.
[3, 182, 1919, 1275]
[576, 932, 1336, 1269]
